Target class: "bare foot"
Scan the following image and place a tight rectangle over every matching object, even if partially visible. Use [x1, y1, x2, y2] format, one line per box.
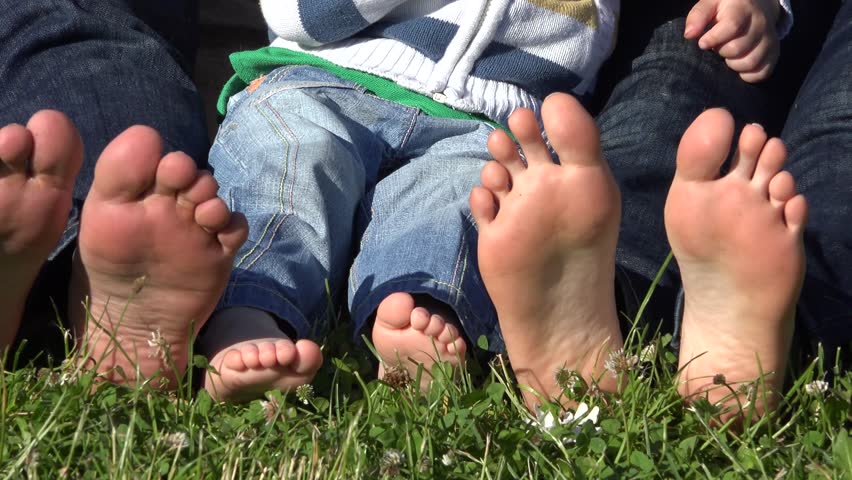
[69, 125, 248, 388]
[470, 93, 624, 410]
[665, 109, 807, 420]
[0, 111, 82, 350]
[200, 307, 323, 402]
[372, 292, 467, 390]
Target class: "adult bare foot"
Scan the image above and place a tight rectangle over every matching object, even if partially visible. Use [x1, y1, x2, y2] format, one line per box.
[665, 109, 806, 420]
[372, 292, 467, 390]
[0, 111, 82, 350]
[200, 307, 323, 402]
[470, 93, 623, 410]
[69, 126, 248, 388]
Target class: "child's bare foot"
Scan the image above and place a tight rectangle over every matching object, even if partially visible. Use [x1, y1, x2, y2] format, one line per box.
[200, 307, 323, 402]
[0, 111, 82, 349]
[69, 126, 248, 388]
[470, 93, 623, 410]
[665, 109, 806, 420]
[372, 292, 467, 389]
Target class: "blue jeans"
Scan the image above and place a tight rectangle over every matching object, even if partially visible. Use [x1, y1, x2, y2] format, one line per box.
[0, 0, 208, 258]
[1, 0, 206, 363]
[781, 0, 852, 358]
[595, 17, 774, 331]
[211, 66, 500, 348]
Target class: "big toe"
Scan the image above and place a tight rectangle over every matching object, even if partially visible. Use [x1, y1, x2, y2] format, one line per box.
[292, 340, 323, 375]
[375, 292, 416, 330]
[91, 125, 164, 201]
[676, 108, 734, 182]
[541, 93, 602, 166]
[26, 110, 83, 186]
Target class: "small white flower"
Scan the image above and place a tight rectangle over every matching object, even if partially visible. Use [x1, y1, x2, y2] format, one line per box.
[604, 348, 638, 376]
[639, 344, 657, 362]
[527, 401, 601, 440]
[805, 380, 829, 396]
[163, 432, 189, 450]
[147, 328, 169, 361]
[441, 451, 455, 467]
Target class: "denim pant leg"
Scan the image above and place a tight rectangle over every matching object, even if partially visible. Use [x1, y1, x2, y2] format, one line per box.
[0, 0, 208, 251]
[781, 1, 852, 359]
[210, 68, 390, 339]
[597, 18, 774, 325]
[1, 0, 206, 363]
[348, 116, 501, 351]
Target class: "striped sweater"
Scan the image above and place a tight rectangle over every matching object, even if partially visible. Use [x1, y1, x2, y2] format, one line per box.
[261, 0, 619, 124]
[260, 1, 793, 124]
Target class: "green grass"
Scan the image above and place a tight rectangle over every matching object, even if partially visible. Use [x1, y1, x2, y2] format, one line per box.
[2, 318, 851, 479]
[3, 264, 851, 478]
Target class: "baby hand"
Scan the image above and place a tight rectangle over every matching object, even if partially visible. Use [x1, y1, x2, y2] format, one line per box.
[685, 0, 781, 83]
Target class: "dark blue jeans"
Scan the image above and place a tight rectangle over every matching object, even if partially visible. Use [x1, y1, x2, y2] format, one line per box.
[0, 0, 206, 364]
[781, 0, 852, 360]
[0, 0, 207, 255]
[597, 4, 851, 362]
[595, 17, 775, 330]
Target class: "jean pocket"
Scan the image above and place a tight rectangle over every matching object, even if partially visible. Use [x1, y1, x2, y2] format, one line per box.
[254, 65, 367, 96]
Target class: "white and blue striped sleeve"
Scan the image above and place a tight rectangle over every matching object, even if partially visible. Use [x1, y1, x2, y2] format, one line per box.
[261, 0, 409, 46]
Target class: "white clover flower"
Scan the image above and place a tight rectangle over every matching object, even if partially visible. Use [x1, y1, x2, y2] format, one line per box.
[441, 451, 455, 467]
[527, 401, 602, 442]
[295, 384, 315, 405]
[805, 380, 829, 396]
[163, 432, 189, 450]
[639, 344, 657, 362]
[147, 328, 169, 361]
[604, 348, 638, 376]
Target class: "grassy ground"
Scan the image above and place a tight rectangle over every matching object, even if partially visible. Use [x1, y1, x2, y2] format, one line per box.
[2, 324, 850, 479]
[2, 272, 851, 479]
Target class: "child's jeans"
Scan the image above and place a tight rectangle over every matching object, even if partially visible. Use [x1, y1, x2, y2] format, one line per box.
[210, 65, 502, 349]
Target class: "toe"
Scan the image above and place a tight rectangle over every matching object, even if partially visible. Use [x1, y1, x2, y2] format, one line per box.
[784, 194, 808, 233]
[257, 341, 279, 368]
[27, 110, 83, 187]
[676, 108, 734, 181]
[448, 337, 466, 356]
[730, 123, 767, 179]
[275, 340, 297, 366]
[195, 198, 232, 232]
[179, 171, 220, 207]
[508, 108, 552, 167]
[410, 307, 431, 331]
[91, 125, 163, 201]
[768, 171, 796, 209]
[480, 161, 511, 199]
[487, 129, 525, 174]
[541, 93, 602, 167]
[154, 151, 198, 197]
[752, 138, 787, 189]
[0, 124, 34, 173]
[470, 186, 497, 228]
[437, 323, 460, 344]
[222, 348, 249, 372]
[216, 213, 249, 255]
[375, 292, 416, 330]
[423, 314, 446, 337]
[292, 339, 323, 375]
[239, 343, 261, 369]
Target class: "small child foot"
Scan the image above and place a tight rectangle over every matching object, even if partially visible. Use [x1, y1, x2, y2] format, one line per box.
[470, 93, 624, 410]
[0, 111, 82, 349]
[372, 292, 467, 390]
[665, 109, 807, 420]
[69, 125, 248, 388]
[200, 307, 323, 402]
